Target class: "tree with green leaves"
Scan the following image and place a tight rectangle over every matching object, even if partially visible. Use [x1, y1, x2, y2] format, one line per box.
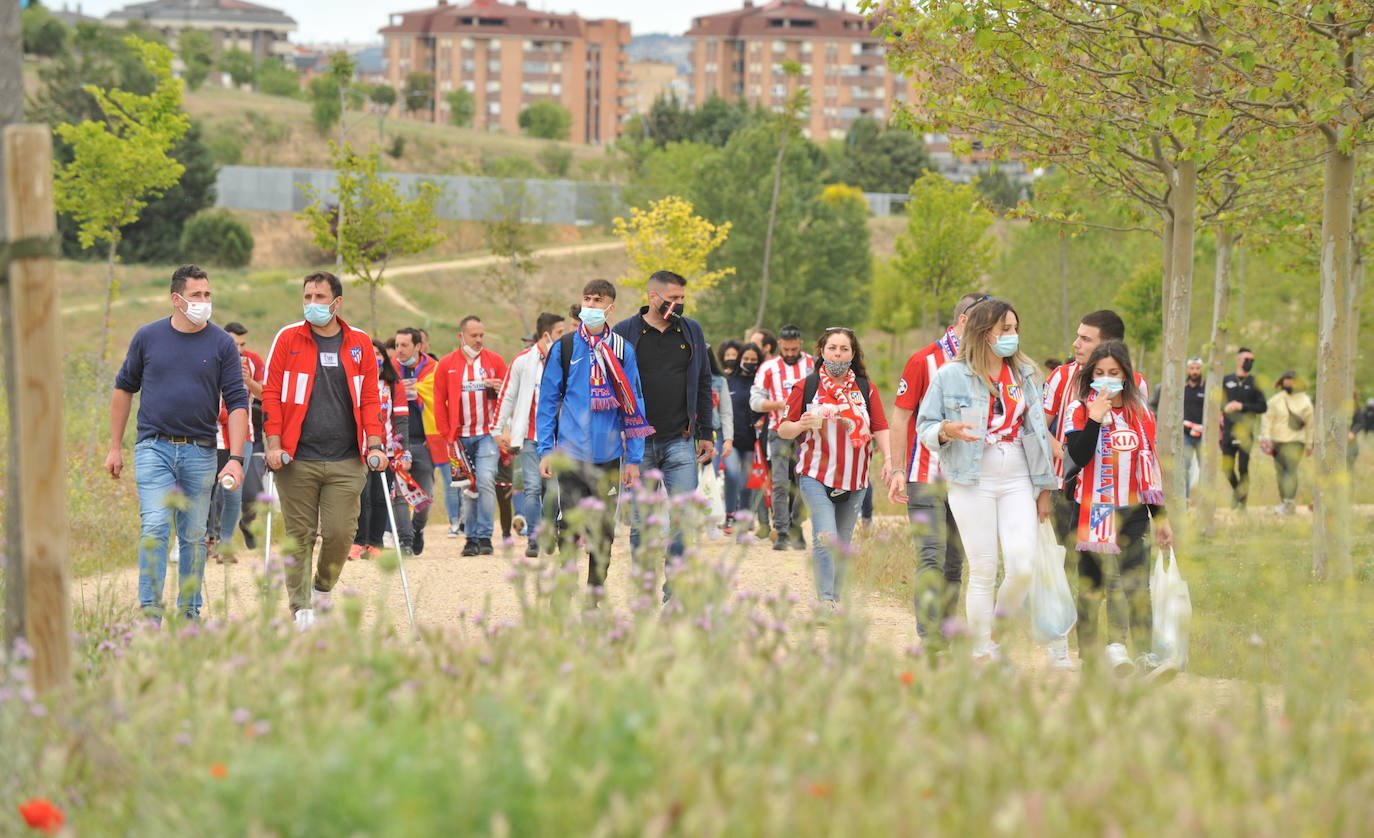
[445, 88, 475, 128]
[482, 191, 539, 335]
[255, 56, 298, 96]
[893, 171, 994, 339]
[53, 36, 189, 362]
[828, 115, 930, 194]
[403, 72, 434, 114]
[369, 83, 396, 141]
[176, 28, 213, 91]
[518, 99, 571, 140]
[300, 144, 443, 334]
[218, 47, 254, 88]
[21, 3, 67, 57]
[612, 195, 734, 300]
[753, 60, 809, 332]
[309, 76, 342, 136]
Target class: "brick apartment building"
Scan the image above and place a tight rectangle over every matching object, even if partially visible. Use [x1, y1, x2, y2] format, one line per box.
[686, 0, 913, 141]
[379, 0, 631, 144]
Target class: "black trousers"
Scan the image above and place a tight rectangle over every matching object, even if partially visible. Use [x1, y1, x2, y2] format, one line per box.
[551, 459, 622, 590]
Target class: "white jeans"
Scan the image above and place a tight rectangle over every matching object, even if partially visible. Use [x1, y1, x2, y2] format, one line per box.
[946, 441, 1039, 649]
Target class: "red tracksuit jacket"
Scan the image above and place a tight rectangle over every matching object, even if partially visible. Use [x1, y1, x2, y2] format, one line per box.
[262, 317, 384, 459]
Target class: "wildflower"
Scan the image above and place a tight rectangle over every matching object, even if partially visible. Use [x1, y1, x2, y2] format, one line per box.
[231, 707, 251, 725]
[899, 671, 916, 686]
[806, 781, 834, 799]
[252, 720, 272, 738]
[210, 763, 228, 779]
[18, 798, 64, 833]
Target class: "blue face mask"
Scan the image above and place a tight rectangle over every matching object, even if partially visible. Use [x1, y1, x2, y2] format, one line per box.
[579, 306, 607, 328]
[1092, 377, 1125, 396]
[991, 334, 1019, 358]
[303, 301, 334, 327]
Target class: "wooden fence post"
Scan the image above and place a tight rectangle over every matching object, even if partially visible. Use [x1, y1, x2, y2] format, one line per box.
[3, 124, 71, 693]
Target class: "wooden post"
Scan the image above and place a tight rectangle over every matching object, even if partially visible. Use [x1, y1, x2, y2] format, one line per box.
[3, 125, 71, 693]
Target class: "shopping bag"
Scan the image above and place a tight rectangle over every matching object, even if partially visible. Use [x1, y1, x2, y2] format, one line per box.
[1029, 521, 1077, 644]
[1151, 547, 1192, 668]
[745, 440, 768, 489]
[699, 461, 726, 524]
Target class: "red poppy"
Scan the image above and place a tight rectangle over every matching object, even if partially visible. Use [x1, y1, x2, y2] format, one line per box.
[210, 763, 228, 780]
[807, 781, 834, 799]
[18, 798, 64, 833]
[899, 670, 915, 686]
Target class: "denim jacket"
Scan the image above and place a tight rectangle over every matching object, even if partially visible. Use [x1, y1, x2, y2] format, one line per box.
[915, 359, 1056, 490]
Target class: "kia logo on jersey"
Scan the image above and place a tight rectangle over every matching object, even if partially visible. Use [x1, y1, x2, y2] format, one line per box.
[1110, 429, 1140, 452]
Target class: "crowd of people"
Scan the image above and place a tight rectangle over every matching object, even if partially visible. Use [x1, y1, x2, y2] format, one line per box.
[107, 264, 1366, 670]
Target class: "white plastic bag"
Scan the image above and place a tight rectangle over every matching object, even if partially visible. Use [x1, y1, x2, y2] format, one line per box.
[1029, 521, 1077, 644]
[1151, 547, 1192, 668]
[699, 462, 726, 525]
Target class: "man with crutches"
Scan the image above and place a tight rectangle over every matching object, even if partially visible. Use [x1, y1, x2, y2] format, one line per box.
[262, 272, 387, 629]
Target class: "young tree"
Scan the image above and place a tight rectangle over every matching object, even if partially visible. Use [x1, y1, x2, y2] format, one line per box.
[369, 83, 396, 142]
[891, 172, 994, 339]
[176, 28, 213, 91]
[445, 88, 475, 128]
[21, 3, 67, 57]
[612, 195, 734, 300]
[830, 115, 930, 194]
[53, 36, 189, 362]
[403, 72, 434, 114]
[482, 191, 539, 335]
[299, 144, 443, 334]
[753, 60, 809, 332]
[255, 57, 298, 96]
[218, 47, 254, 88]
[518, 99, 572, 140]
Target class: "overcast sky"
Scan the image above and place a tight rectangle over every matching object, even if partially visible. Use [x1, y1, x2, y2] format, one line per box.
[67, 0, 757, 43]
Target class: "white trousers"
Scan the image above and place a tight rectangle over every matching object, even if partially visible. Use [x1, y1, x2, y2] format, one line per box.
[946, 441, 1039, 648]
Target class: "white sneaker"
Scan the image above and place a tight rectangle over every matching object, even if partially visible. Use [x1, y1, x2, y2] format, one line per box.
[294, 609, 315, 631]
[312, 588, 331, 612]
[1106, 643, 1135, 677]
[972, 640, 1002, 662]
[448, 523, 460, 538]
[1144, 657, 1180, 685]
[383, 531, 394, 549]
[1046, 637, 1078, 670]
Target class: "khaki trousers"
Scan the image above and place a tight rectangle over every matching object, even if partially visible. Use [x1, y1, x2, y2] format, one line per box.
[275, 457, 366, 612]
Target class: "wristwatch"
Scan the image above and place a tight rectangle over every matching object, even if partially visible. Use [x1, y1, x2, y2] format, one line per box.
[367, 445, 386, 453]
[228, 454, 245, 465]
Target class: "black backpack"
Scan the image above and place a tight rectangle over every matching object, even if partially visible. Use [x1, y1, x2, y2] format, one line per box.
[800, 371, 871, 416]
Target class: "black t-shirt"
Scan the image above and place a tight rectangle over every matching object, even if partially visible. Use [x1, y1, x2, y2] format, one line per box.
[634, 321, 691, 440]
[1221, 372, 1265, 430]
[727, 373, 760, 450]
[1184, 380, 1206, 425]
[295, 330, 358, 462]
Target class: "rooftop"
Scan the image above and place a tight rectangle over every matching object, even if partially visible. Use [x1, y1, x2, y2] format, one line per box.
[379, 0, 622, 39]
[686, 0, 876, 40]
[106, 0, 296, 29]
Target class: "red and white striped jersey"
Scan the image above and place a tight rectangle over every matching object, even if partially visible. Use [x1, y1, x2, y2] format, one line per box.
[894, 331, 959, 483]
[785, 378, 889, 492]
[1043, 361, 1150, 483]
[984, 362, 1026, 443]
[754, 353, 815, 430]
[434, 348, 508, 441]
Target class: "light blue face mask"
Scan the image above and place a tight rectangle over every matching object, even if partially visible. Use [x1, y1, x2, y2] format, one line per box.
[578, 306, 607, 328]
[1092, 376, 1125, 396]
[991, 334, 1019, 358]
[303, 301, 334, 327]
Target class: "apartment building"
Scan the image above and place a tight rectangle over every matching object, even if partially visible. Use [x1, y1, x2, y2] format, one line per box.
[105, 0, 296, 61]
[686, 0, 912, 140]
[379, 0, 631, 145]
[625, 60, 690, 116]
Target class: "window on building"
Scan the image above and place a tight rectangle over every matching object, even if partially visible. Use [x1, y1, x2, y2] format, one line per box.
[462, 59, 474, 72]
[772, 83, 786, 97]
[800, 41, 813, 54]
[489, 59, 501, 73]
[773, 40, 786, 53]
[487, 80, 500, 92]
[488, 101, 501, 114]
[461, 37, 474, 49]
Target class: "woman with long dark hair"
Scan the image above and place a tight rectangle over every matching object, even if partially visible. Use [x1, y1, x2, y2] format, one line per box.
[778, 327, 891, 611]
[916, 298, 1056, 662]
[352, 338, 411, 559]
[1062, 340, 1173, 677]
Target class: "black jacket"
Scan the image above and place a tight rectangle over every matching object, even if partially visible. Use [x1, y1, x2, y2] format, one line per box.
[1221, 372, 1266, 432]
[613, 309, 714, 442]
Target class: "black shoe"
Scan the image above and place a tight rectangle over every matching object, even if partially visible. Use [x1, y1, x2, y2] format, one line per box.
[413, 529, 425, 556]
[792, 538, 807, 551]
[525, 540, 539, 558]
[462, 539, 481, 557]
[772, 536, 789, 551]
[242, 530, 258, 550]
[478, 538, 495, 556]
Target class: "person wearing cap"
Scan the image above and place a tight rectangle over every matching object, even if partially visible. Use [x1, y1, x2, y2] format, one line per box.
[1258, 370, 1313, 516]
[1221, 347, 1267, 510]
[1182, 357, 1206, 500]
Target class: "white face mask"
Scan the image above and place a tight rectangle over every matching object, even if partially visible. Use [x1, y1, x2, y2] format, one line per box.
[177, 294, 212, 327]
[462, 344, 480, 360]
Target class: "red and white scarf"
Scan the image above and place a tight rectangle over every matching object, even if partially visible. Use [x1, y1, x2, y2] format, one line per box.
[984, 362, 1025, 443]
[1068, 396, 1164, 553]
[812, 369, 871, 449]
[579, 323, 654, 439]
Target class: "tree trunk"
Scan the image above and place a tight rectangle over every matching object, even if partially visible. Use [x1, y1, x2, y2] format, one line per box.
[1198, 225, 1234, 538]
[1, 0, 27, 652]
[1312, 138, 1355, 580]
[752, 134, 789, 333]
[1058, 232, 1070, 350]
[99, 231, 120, 363]
[370, 278, 378, 338]
[1156, 159, 1196, 538]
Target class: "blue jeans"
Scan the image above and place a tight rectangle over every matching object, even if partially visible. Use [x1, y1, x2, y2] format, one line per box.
[518, 443, 544, 538]
[723, 445, 753, 518]
[798, 475, 865, 602]
[133, 438, 217, 619]
[216, 440, 251, 542]
[459, 434, 499, 539]
[630, 436, 700, 594]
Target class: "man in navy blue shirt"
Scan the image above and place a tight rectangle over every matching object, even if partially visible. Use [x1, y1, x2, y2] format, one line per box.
[537, 279, 645, 597]
[108, 265, 249, 622]
[612, 270, 714, 598]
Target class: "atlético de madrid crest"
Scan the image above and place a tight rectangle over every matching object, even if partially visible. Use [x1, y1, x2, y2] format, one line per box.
[350, 346, 363, 364]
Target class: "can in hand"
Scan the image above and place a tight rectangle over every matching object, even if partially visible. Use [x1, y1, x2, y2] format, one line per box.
[220, 474, 238, 490]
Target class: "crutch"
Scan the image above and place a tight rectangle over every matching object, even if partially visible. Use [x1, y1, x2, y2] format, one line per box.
[379, 469, 419, 637]
[263, 452, 289, 574]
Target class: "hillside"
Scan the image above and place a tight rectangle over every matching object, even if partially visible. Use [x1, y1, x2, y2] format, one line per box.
[185, 86, 618, 179]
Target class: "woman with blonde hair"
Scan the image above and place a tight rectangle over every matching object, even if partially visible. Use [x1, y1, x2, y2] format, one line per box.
[916, 298, 1056, 662]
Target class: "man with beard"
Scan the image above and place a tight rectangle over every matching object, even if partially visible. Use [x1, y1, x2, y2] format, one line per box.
[1221, 347, 1267, 510]
[751, 324, 814, 550]
[1182, 357, 1206, 500]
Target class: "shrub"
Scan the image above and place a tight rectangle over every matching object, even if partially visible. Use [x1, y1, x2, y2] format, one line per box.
[537, 145, 573, 178]
[180, 211, 254, 267]
[518, 99, 572, 140]
[387, 135, 406, 159]
[256, 58, 300, 97]
[481, 155, 541, 179]
[205, 133, 243, 166]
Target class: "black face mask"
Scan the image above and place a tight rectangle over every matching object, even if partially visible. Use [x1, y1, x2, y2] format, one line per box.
[657, 299, 683, 320]
[1282, 385, 1293, 394]
[723, 359, 739, 373]
[1241, 358, 1254, 373]
[739, 362, 758, 376]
